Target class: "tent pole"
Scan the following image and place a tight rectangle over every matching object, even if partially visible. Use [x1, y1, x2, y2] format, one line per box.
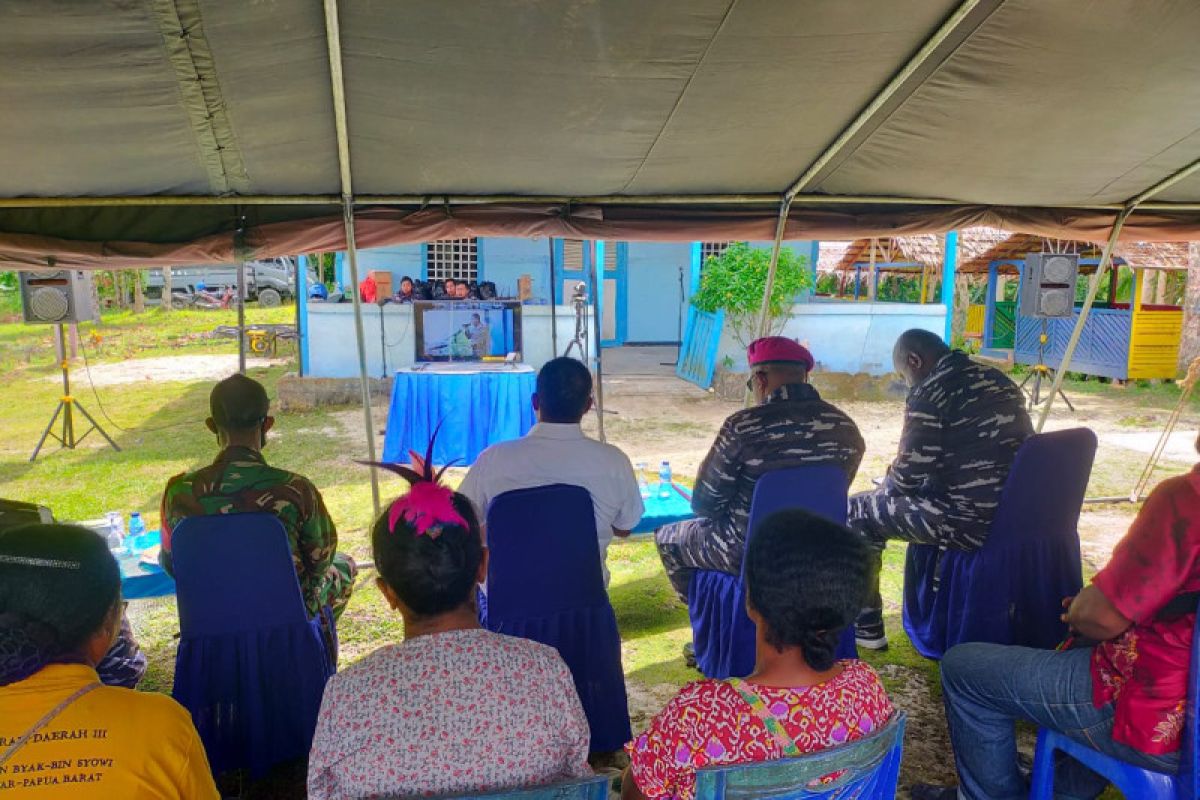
[548, 238, 558, 355]
[1034, 205, 1133, 431]
[237, 259, 247, 374]
[589, 241, 606, 443]
[324, 0, 381, 518]
[754, 195, 794, 339]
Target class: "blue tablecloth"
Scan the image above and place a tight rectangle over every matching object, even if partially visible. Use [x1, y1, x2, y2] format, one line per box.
[633, 482, 694, 534]
[383, 367, 537, 466]
[117, 530, 176, 600]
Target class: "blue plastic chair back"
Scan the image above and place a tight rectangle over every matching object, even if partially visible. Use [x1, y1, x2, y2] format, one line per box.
[404, 774, 611, 800]
[688, 466, 856, 680]
[170, 513, 335, 777]
[1030, 605, 1200, 800]
[481, 484, 631, 752]
[903, 428, 1096, 659]
[694, 711, 907, 800]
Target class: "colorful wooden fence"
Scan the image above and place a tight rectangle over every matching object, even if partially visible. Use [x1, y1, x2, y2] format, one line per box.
[1015, 308, 1131, 380]
[964, 304, 985, 338]
[992, 301, 1016, 349]
[676, 307, 725, 388]
[1129, 307, 1184, 379]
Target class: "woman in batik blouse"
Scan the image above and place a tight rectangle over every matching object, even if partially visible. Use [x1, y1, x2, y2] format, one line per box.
[623, 510, 894, 800]
[307, 447, 592, 799]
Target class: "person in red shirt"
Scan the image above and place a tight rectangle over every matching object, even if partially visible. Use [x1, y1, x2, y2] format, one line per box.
[913, 431, 1200, 800]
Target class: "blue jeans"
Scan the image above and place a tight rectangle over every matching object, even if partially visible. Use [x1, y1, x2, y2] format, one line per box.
[940, 642, 1178, 800]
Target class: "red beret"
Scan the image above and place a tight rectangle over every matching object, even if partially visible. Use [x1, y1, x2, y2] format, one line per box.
[747, 337, 814, 370]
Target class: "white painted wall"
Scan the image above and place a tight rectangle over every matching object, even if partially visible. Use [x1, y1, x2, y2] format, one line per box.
[308, 303, 596, 379]
[716, 301, 948, 376]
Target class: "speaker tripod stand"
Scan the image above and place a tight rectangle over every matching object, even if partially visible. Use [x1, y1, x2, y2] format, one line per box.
[30, 324, 121, 461]
[1018, 318, 1074, 412]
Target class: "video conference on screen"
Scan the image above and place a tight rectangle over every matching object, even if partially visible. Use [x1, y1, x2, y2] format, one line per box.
[413, 301, 522, 362]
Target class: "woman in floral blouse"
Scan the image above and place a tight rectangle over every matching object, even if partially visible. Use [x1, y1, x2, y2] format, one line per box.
[307, 453, 592, 799]
[623, 510, 893, 800]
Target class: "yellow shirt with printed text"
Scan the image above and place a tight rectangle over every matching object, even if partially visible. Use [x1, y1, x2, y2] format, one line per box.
[0, 664, 218, 798]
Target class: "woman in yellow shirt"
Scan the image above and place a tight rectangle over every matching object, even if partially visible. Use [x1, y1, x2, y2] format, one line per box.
[0, 523, 218, 799]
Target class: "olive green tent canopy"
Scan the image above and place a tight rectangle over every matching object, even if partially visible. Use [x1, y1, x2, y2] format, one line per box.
[2, 0, 1200, 265]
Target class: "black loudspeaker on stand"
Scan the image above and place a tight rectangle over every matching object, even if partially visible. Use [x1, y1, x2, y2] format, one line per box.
[30, 324, 120, 461]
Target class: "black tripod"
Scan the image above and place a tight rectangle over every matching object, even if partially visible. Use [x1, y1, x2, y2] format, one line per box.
[1019, 317, 1074, 412]
[30, 324, 121, 461]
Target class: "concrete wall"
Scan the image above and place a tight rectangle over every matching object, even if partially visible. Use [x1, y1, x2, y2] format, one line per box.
[339, 244, 424, 289]
[308, 303, 595, 379]
[715, 300, 948, 376]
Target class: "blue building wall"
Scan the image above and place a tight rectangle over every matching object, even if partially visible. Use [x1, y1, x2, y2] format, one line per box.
[625, 242, 692, 342]
[479, 238, 552, 300]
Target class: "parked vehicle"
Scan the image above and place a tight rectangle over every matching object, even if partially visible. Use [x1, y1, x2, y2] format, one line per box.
[146, 257, 317, 307]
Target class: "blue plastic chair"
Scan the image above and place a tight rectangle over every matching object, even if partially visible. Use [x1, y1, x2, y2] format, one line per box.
[170, 513, 336, 777]
[693, 711, 907, 799]
[402, 774, 611, 800]
[480, 484, 631, 753]
[1030, 607, 1200, 799]
[902, 428, 1097, 659]
[687, 465, 858, 680]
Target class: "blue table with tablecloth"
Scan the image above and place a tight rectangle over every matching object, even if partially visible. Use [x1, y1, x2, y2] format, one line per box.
[116, 530, 176, 599]
[633, 482, 694, 534]
[382, 366, 537, 467]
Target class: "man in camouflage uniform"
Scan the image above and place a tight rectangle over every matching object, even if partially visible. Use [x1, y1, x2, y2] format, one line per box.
[848, 329, 1033, 649]
[655, 337, 864, 602]
[159, 374, 356, 620]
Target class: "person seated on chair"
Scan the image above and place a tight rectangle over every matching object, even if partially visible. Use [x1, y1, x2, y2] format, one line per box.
[159, 374, 357, 622]
[623, 510, 893, 800]
[394, 275, 415, 304]
[847, 328, 1032, 651]
[307, 452, 591, 799]
[459, 356, 643, 586]
[0, 498, 147, 690]
[0, 523, 219, 799]
[911, 434, 1200, 800]
[654, 337, 863, 603]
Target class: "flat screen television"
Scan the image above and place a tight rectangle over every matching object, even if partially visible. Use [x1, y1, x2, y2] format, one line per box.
[413, 300, 522, 362]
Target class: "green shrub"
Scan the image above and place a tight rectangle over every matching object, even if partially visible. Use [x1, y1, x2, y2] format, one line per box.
[691, 242, 812, 348]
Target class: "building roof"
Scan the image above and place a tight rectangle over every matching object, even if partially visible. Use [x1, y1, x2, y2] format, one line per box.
[821, 230, 1192, 275]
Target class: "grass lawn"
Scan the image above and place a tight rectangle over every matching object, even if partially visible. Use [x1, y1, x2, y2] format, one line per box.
[0, 307, 1187, 795]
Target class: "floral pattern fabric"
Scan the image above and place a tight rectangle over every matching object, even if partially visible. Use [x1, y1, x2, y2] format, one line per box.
[627, 660, 893, 800]
[1090, 464, 1200, 755]
[307, 628, 592, 799]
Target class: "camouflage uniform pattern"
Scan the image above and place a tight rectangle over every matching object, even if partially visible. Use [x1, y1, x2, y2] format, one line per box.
[160, 446, 356, 619]
[655, 383, 865, 600]
[848, 350, 1033, 552]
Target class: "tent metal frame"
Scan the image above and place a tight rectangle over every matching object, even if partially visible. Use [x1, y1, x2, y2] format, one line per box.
[324, 0, 381, 518]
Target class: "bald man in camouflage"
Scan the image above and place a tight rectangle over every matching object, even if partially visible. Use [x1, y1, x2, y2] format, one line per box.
[848, 329, 1033, 649]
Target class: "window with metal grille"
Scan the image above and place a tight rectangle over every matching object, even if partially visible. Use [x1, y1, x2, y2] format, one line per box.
[701, 241, 733, 262]
[426, 238, 479, 281]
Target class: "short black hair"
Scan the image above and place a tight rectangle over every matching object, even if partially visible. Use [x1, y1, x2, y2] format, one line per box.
[371, 492, 483, 618]
[536, 357, 592, 422]
[894, 328, 950, 362]
[210, 373, 270, 431]
[745, 510, 873, 671]
[0, 524, 120, 685]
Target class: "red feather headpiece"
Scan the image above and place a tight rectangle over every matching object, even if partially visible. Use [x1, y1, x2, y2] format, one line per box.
[360, 424, 467, 539]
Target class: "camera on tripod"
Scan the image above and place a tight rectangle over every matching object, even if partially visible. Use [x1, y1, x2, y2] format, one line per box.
[571, 281, 587, 308]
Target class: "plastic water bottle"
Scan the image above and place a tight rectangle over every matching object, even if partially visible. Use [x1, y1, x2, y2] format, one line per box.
[105, 512, 124, 553]
[636, 462, 650, 499]
[658, 461, 672, 499]
[127, 512, 146, 555]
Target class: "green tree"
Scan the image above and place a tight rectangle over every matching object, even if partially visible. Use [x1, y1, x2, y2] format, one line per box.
[690, 242, 813, 348]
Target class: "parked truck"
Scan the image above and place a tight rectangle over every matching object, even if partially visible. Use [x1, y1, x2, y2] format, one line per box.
[145, 257, 317, 307]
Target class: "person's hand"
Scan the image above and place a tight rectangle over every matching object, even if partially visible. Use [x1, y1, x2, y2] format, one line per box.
[1061, 595, 1076, 624]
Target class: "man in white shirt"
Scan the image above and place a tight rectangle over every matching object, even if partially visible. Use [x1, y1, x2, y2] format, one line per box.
[459, 357, 644, 585]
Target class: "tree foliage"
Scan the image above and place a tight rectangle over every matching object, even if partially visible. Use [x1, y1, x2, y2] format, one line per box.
[690, 242, 813, 347]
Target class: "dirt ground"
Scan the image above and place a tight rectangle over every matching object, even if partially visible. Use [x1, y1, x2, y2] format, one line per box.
[59, 353, 287, 386]
[317, 346, 1200, 793]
